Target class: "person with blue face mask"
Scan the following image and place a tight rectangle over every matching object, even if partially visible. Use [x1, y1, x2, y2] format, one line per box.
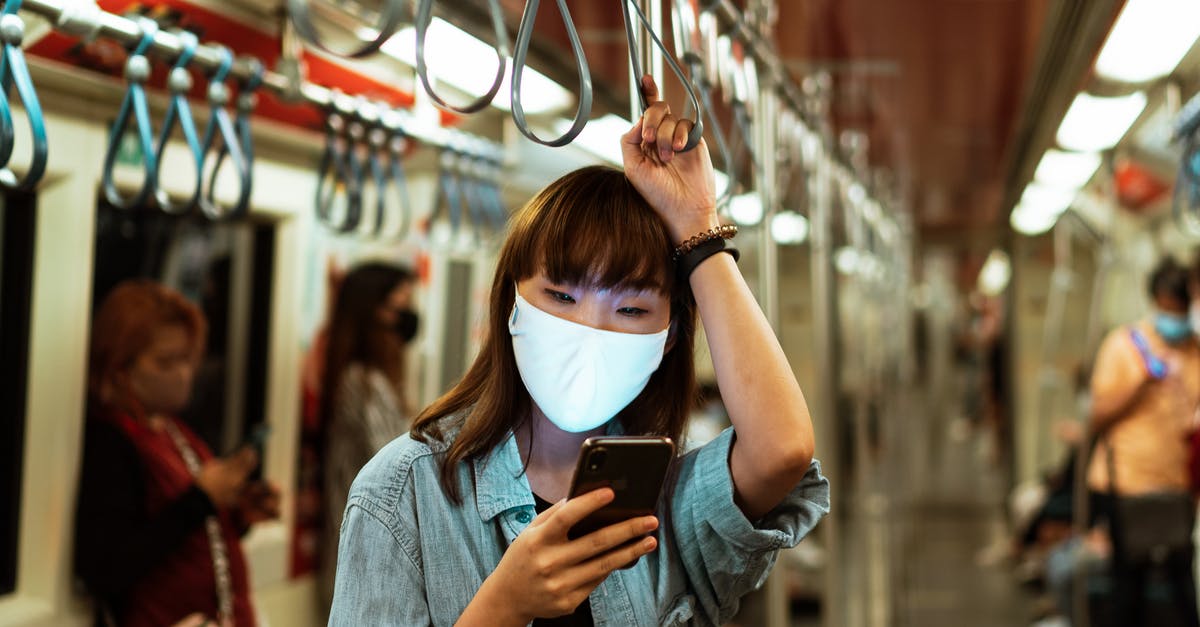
[328, 76, 828, 627]
[1087, 256, 1200, 627]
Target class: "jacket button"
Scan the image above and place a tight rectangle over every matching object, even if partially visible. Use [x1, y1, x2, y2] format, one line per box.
[515, 511, 532, 524]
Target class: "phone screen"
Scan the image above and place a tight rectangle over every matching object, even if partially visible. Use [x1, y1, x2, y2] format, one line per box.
[567, 436, 675, 540]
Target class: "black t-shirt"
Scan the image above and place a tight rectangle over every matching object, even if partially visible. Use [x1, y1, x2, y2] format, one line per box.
[531, 494, 594, 627]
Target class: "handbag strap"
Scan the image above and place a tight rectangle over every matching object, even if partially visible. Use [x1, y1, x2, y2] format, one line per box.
[164, 421, 234, 625]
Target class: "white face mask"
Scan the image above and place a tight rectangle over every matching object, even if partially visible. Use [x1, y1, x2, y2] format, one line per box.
[509, 289, 669, 433]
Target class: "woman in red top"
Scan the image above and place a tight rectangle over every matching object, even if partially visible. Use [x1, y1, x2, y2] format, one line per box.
[74, 280, 278, 627]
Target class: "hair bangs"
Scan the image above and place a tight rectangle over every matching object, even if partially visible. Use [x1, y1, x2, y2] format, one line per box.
[512, 166, 672, 294]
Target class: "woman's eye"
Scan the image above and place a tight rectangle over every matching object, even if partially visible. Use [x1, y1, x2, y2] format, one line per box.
[618, 307, 648, 316]
[545, 289, 575, 304]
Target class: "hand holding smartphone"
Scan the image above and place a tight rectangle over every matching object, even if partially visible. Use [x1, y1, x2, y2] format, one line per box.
[567, 436, 675, 541]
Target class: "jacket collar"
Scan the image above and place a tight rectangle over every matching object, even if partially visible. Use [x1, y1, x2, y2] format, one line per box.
[473, 432, 535, 522]
[471, 419, 627, 522]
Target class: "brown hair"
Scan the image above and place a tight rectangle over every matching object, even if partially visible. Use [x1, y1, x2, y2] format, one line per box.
[411, 165, 698, 502]
[88, 280, 207, 415]
[321, 262, 416, 426]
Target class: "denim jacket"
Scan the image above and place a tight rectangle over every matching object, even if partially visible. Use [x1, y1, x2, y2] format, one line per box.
[328, 421, 830, 626]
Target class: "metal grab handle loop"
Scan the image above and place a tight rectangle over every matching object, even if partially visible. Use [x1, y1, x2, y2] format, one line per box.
[152, 30, 203, 214]
[415, 0, 509, 114]
[511, 0, 592, 147]
[0, 0, 47, 190]
[198, 47, 251, 221]
[386, 132, 412, 241]
[620, 0, 704, 152]
[102, 17, 159, 209]
[287, 0, 408, 59]
[673, 0, 732, 208]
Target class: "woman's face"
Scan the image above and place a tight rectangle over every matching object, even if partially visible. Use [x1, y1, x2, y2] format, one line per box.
[124, 325, 197, 416]
[376, 281, 415, 326]
[516, 271, 671, 334]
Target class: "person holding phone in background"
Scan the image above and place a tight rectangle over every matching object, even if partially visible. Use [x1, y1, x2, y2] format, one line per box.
[74, 280, 279, 627]
[329, 77, 829, 626]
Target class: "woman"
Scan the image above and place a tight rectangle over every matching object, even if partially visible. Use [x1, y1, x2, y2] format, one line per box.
[75, 280, 277, 627]
[330, 78, 829, 626]
[319, 262, 418, 607]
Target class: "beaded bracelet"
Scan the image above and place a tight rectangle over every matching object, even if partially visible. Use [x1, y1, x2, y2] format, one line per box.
[672, 224, 738, 261]
[676, 237, 739, 282]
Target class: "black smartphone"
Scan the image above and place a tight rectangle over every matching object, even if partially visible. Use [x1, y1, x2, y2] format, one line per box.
[242, 423, 272, 452]
[567, 436, 675, 541]
[240, 423, 272, 480]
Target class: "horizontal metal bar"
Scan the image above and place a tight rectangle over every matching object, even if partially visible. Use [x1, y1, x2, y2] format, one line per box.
[18, 0, 504, 160]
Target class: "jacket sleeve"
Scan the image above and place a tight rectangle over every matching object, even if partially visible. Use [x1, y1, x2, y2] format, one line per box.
[73, 420, 215, 598]
[328, 501, 431, 626]
[666, 427, 830, 625]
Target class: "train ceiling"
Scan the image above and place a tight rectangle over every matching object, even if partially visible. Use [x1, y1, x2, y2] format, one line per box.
[486, 0, 1059, 234]
[224, 0, 1120, 236]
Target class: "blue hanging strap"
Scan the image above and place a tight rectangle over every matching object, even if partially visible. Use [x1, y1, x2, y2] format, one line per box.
[315, 108, 361, 233]
[102, 17, 159, 209]
[415, 0, 508, 114]
[198, 47, 251, 221]
[620, 0, 704, 153]
[340, 118, 366, 233]
[366, 126, 388, 237]
[455, 153, 484, 243]
[431, 148, 463, 236]
[152, 30, 202, 214]
[511, 0, 591, 147]
[483, 158, 507, 232]
[0, 0, 47, 191]
[202, 56, 262, 220]
[315, 111, 348, 230]
[233, 59, 264, 164]
[385, 130, 412, 241]
[1129, 328, 1169, 380]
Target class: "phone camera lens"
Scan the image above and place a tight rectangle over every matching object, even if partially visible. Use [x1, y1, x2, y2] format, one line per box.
[588, 448, 607, 472]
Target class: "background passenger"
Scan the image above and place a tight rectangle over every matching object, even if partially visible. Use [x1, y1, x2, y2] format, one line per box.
[329, 76, 829, 626]
[318, 262, 418, 608]
[1087, 257, 1200, 627]
[74, 280, 278, 627]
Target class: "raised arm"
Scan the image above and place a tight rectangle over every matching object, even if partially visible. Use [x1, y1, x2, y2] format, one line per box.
[621, 76, 815, 521]
[1090, 329, 1153, 431]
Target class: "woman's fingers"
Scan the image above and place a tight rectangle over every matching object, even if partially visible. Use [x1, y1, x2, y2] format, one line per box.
[539, 488, 615, 537]
[575, 534, 658, 584]
[528, 497, 567, 527]
[641, 103, 672, 150]
[640, 75, 661, 105]
[655, 114, 682, 162]
[672, 119, 694, 152]
[558, 515, 659, 565]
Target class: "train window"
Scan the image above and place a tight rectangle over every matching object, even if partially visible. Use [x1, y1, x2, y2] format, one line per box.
[91, 200, 275, 455]
[0, 191, 36, 596]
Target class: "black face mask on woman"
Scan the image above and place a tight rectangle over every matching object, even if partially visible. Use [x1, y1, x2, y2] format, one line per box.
[394, 309, 419, 343]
